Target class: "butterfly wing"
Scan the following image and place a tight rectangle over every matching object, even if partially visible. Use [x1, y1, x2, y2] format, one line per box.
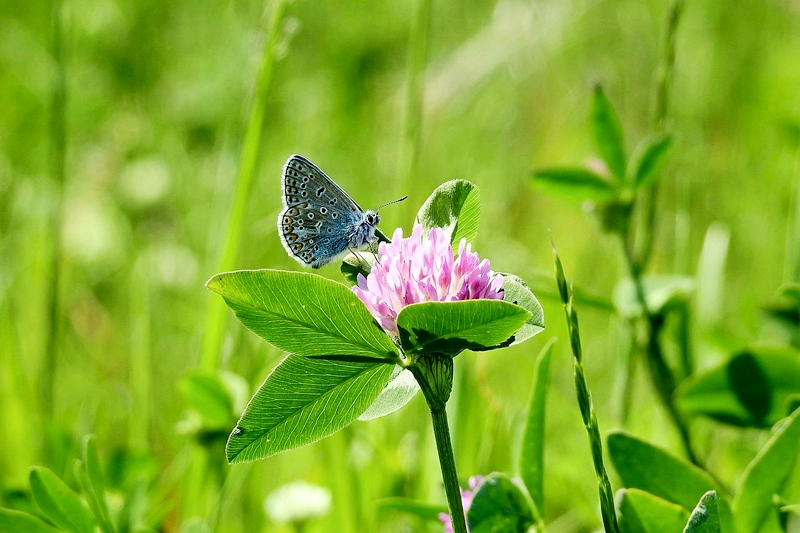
[278, 154, 368, 268]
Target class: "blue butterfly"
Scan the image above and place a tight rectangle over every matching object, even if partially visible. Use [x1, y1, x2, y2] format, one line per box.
[278, 154, 402, 268]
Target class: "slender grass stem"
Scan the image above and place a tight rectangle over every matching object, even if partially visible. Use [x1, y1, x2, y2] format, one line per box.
[200, 0, 289, 370]
[43, 0, 67, 423]
[396, 0, 430, 215]
[553, 249, 619, 533]
[619, 236, 699, 466]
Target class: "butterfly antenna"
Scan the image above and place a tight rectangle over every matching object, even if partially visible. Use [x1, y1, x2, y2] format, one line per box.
[374, 195, 408, 210]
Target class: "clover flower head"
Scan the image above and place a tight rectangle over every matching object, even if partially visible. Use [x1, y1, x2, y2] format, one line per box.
[438, 476, 484, 533]
[352, 224, 504, 336]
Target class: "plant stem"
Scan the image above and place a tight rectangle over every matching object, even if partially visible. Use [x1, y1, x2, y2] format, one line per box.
[430, 406, 467, 533]
[409, 354, 467, 533]
[200, 0, 289, 370]
[43, 0, 67, 423]
[619, 236, 699, 466]
[553, 250, 619, 533]
[396, 0, 430, 216]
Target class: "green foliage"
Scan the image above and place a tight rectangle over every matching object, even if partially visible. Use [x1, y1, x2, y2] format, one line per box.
[531, 167, 618, 201]
[617, 488, 690, 533]
[613, 275, 694, 318]
[29, 466, 95, 533]
[357, 366, 419, 421]
[466, 474, 535, 533]
[226, 355, 395, 463]
[684, 492, 721, 533]
[75, 436, 115, 533]
[733, 407, 800, 533]
[500, 275, 546, 345]
[629, 134, 674, 189]
[518, 339, 555, 523]
[590, 83, 627, 181]
[206, 270, 399, 360]
[677, 348, 800, 427]
[396, 300, 532, 356]
[376, 497, 447, 522]
[0, 509, 60, 533]
[179, 370, 237, 429]
[607, 431, 716, 510]
[415, 179, 481, 245]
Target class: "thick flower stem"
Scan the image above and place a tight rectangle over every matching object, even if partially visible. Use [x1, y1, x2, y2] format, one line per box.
[409, 354, 468, 533]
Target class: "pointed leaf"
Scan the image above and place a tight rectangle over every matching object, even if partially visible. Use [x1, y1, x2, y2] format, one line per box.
[683, 491, 721, 533]
[30, 466, 95, 533]
[629, 134, 673, 189]
[608, 431, 716, 510]
[614, 275, 694, 318]
[677, 348, 800, 428]
[358, 366, 419, 421]
[75, 436, 114, 533]
[415, 179, 480, 245]
[179, 370, 235, 428]
[734, 407, 800, 533]
[467, 473, 535, 533]
[501, 274, 545, 345]
[519, 339, 555, 520]
[590, 83, 626, 181]
[0, 509, 60, 533]
[396, 300, 531, 356]
[618, 488, 690, 533]
[226, 355, 395, 462]
[207, 270, 398, 359]
[376, 497, 447, 522]
[531, 167, 617, 202]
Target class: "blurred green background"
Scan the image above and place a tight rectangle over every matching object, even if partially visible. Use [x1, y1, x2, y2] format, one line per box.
[2, 0, 800, 531]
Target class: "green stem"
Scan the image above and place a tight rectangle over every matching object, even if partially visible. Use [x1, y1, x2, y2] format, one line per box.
[408, 354, 467, 533]
[396, 0, 430, 216]
[43, 0, 67, 423]
[430, 406, 467, 533]
[200, 0, 289, 370]
[554, 251, 620, 533]
[619, 236, 699, 466]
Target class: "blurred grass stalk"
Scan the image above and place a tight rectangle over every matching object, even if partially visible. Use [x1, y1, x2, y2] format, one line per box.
[396, 0, 430, 217]
[553, 247, 620, 533]
[186, 0, 289, 523]
[619, 0, 699, 464]
[128, 260, 151, 449]
[200, 0, 289, 371]
[785, 147, 800, 283]
[43, 0, 67, 421]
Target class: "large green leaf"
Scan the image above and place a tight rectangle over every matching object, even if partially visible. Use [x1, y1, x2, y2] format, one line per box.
[0, 509, 60, 533]
[466, 473, 535, 533]
[226, 354, 395, 462]
[415, 179, 481, 245]
[617, 488, 690, 533]
[531, 167, 618, 202]
[396, 300, 531, 356]
[207, 270, 398, 360]
[629, 133, 673, 189]
[500, 274, 545, 345]
[30, 466, 95, 533]
[357, 366, 419, 421]
[683, 491, 721, 533]
[518, 339, 555, 521]
[677, 348, 800, 428]
[608, 431, 717, 510]
[590, 83, 627, 181]
[734, 407, 800, 533]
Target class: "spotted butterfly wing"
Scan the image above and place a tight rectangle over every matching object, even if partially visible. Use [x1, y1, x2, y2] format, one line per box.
[278, 154, 380, 268]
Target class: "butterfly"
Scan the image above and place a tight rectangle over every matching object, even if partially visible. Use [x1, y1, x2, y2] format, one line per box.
[278, 154, 403, 268]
